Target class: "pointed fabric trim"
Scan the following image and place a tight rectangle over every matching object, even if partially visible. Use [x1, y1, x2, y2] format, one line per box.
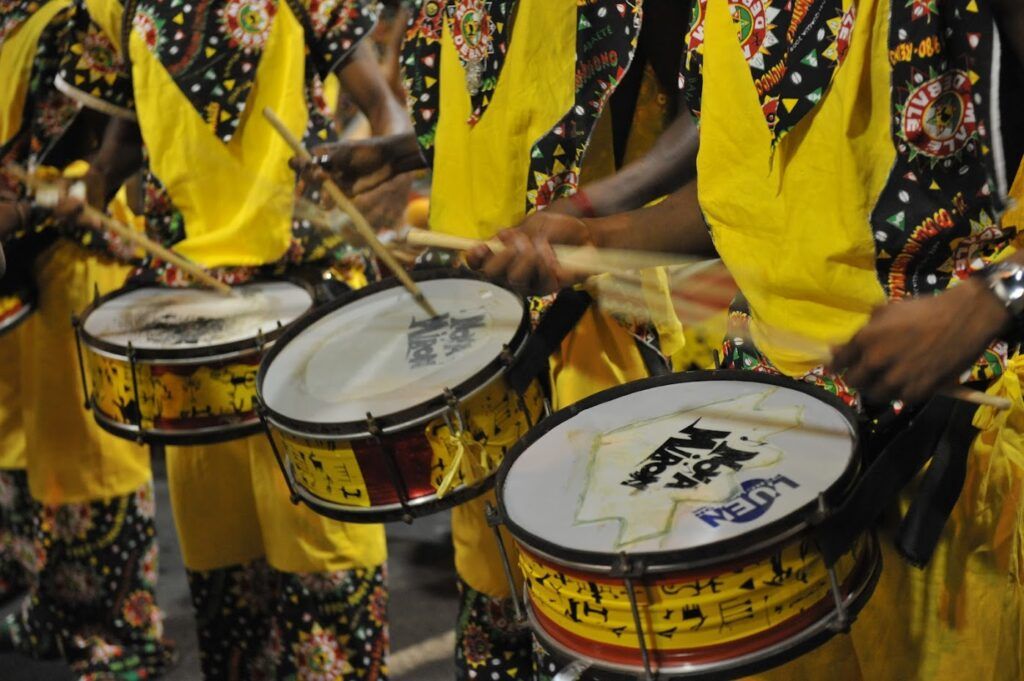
[525, 0, 642, 212]
[127, 0, 375, 144]
[726, 0, 854, 143]
[0, 0, 44, 50]
[442, 0, 516, 126]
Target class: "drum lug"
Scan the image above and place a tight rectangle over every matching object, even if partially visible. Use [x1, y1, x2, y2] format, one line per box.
[258, 404, 301, 506]
[367, 412, 415, 524]
[71, 315, 92, 411]
[817, 494, 852, 633]
[499, 344, 515, 368]
[485, 502, 526, 625]
[126, 342, 145, 444]
[442, 388, 465, 434]
[613, 552, 656, 680]
[255, 328, 266, 353]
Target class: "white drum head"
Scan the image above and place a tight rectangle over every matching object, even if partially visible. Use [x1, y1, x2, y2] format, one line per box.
[501, 376, 856, 561]
[84, 281, 313, 351]
[260, 278, 525, 424]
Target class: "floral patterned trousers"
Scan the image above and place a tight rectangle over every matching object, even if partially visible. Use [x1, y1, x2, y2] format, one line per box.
[186, 561, 389, 680]
[0, 470, 34, 603]
[0, 480, 176, 679]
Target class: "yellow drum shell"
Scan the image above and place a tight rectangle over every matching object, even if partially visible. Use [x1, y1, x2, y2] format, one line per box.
[267, 376, 546, 522]
[82, 345, 263, 443]
[520, 533, 879, 676]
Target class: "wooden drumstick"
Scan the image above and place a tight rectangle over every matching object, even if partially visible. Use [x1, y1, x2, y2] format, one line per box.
[10, 165, 233, 295]
[262, 107, 438, 318]
[80, 205, 235, 295]
[403, 227, 702, 275]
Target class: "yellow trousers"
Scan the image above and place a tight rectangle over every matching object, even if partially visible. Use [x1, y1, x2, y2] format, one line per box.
[453, 309, 650, 597]
[21, 242, 150, 505]
[167, 435, 387, 574]
[0, 324, 27, 471]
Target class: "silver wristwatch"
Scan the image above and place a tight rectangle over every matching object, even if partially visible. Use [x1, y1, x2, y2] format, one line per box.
[982, 261, 1024, 319]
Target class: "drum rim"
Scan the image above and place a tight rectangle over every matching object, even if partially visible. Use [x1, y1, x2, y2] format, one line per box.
[256, 268, 531, 438]
[77, 278, 316, 361]
[496, 369, 861, 571]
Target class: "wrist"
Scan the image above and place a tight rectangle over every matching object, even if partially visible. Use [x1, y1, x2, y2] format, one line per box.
[970, 268, 1016, 337]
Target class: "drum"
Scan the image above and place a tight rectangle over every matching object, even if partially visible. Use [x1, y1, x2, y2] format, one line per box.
[257, 270, 546, 523]
[0, 287, 34, 336]
[496, 371, 881, 680]
[75, 280, 314, 444]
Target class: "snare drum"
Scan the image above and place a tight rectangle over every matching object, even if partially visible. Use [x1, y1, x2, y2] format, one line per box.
[257, 270, 546, 523]
[496, 371, 880, 680]
[75, 280, 314, 444]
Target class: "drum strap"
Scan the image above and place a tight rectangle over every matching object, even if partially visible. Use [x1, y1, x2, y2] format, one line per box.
[813, 396, 961, 567]
[895, 398, 978, 567]
[506, 288, 592, 394]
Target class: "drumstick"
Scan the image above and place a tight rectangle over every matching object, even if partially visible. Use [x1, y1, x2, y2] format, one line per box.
[9, 165, 233, 295]
[262, 107, 438, 318]
[403, 227, 704, 275]
[588, 269, 1013, 411]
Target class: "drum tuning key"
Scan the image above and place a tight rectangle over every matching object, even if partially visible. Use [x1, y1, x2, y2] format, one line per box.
[485, 502, 527, 626]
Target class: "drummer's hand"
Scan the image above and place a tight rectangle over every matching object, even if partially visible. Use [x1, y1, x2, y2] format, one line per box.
[465, 211, 594, 295]
[351, 171, 414, 231]
[295, 135, 416, 196]
[830, 278, 1010, 405]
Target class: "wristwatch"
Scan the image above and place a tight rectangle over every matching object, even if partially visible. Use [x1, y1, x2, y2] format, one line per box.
[981, 261, 1024, 320]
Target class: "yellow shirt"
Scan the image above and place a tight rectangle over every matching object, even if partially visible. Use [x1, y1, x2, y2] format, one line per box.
[697, 0, 892, 376]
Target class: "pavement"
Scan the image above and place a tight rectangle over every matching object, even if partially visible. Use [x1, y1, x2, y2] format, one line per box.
[0, 451, 459, 680]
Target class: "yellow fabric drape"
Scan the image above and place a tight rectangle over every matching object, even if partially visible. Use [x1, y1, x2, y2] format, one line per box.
[429, 2, 658, 596]
[21, 241, 148, 504]
[698, 0, 890, 377]
[0, 325, 27, 470]
[85, 0, 305, 268]
[0, 0, 72, 147]
[167, 436, 387, 573]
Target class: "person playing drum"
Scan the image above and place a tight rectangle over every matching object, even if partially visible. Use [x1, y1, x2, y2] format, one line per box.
[470, 0, 1024, 679]
[303, 3, 705, 677]
[0, 1, 180, 676]
[52, 0, 410, 677]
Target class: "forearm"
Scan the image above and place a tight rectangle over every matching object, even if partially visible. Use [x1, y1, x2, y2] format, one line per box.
[588, 180, 716, 256]
[337, 42, 413, 137]
[87, 118, 143, 205]
[583, 113, 699, 216]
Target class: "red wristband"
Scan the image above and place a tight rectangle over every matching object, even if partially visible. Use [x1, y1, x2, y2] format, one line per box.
[568, 189, 597, 218]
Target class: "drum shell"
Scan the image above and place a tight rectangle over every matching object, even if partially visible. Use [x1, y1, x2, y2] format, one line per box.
[75, 280, 313, 445]
[264, 375, 546, 523]
[0, 289, 35, 337]
[521, 531, 880, 680]
[81, 343, 265, 445]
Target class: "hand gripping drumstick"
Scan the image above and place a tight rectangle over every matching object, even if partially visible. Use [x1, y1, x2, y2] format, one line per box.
[409, 228, 1013, 412]
[262, 108, 439, 318]
[403, 227, 705, 275]
[11, 165, 233, 295]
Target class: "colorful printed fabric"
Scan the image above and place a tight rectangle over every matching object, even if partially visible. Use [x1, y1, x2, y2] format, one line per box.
[403, 0, 643, 212]
[186, 561, 388, 680]
[454, 578, 532, 681]
[0, 481, 176, 679]
[0, 470, 34, 603]
[0, 0, 45, 48]
[62, 0, 381, 278]
[525, 1, 642, 212]
[56, 6, 135, 118]
[870, 0, 1012, 299]
[680, 0, 1014, 302]
[126, 0, 378, 142]
[680, 0, 855, 141]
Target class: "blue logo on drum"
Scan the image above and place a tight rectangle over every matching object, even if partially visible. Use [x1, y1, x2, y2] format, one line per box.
[693, 475, 800, 528]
